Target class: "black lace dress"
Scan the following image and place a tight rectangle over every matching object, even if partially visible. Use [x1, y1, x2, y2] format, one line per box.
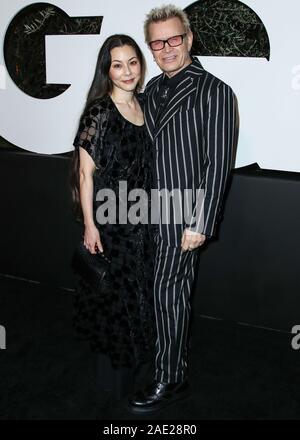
[72, 94, 155, 369]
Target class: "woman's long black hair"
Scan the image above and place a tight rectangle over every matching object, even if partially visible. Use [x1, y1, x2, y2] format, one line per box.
[70, 34, 146, 222]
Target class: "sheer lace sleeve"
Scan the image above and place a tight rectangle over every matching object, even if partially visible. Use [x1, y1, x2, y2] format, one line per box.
[73, 100, 108, 167]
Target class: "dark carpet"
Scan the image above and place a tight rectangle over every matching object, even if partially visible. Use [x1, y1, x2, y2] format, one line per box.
[0, 275, 299, 420]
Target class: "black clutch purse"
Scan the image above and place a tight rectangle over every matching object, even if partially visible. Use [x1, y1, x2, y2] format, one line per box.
[71, 241, 111, 292]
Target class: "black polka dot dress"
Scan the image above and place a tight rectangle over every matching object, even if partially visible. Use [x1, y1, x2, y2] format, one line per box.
[72, 94, 155, 369]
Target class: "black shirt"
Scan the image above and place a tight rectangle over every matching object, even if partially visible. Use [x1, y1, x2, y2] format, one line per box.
[155, 60, 193, 124]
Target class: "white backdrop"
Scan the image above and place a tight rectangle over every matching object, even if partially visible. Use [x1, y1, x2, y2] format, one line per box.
[0, 0, 300, 172]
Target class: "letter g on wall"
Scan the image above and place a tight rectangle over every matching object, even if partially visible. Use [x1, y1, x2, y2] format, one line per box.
[0, 1, 102, 154]
[4, 2, 102, 99]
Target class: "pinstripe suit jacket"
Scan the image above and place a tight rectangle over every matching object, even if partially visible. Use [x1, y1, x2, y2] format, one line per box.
[144, 57, 237, 246]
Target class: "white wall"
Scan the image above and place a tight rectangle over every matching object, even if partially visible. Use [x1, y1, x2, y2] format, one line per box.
[0, 0, 299, 172]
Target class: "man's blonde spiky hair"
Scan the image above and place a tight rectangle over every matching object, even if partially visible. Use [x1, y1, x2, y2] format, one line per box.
[144, 4, 191, 43]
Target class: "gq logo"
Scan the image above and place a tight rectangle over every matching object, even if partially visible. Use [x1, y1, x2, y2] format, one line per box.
[291, 325, 300, 350]
[0, 325, 6, 350]
[0, 0, 270, 155]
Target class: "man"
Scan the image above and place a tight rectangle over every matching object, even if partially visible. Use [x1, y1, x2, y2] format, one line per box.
[129, 4, 237, 414]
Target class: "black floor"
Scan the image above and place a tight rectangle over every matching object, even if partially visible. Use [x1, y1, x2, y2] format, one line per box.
[0, 274, 299, 420]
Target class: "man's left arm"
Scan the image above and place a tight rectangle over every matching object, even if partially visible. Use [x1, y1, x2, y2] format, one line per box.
[182, 82, 237, 251]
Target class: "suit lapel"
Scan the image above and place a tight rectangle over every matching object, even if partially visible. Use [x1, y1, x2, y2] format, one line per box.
[154, 76, 197, 138]
[144, 76, 161, 142]
[145, 57, 206, 141]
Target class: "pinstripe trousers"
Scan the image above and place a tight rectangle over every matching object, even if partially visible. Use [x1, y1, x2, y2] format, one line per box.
[153, 230, 200, 383]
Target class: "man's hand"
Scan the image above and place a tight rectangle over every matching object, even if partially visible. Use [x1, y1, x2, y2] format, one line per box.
[181, 229, 206, 252]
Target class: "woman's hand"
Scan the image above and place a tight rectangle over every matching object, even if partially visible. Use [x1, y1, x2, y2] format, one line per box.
[83, 223, 103, 254]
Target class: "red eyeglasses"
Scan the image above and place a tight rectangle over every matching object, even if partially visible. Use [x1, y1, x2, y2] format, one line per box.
[149, 33, 187, 51]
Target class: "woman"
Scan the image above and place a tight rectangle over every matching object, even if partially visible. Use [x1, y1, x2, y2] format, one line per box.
[70, 35, 154, 398]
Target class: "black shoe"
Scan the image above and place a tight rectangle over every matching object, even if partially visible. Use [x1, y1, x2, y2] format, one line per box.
[128, 380, 189, 414]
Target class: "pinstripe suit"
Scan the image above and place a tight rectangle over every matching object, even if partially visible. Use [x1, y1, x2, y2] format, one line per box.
[144, 57, 237, 383]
